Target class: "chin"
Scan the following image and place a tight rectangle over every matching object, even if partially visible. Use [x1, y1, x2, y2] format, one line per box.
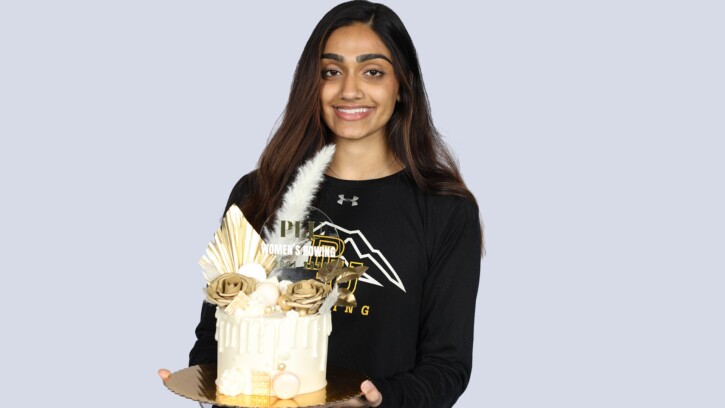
[331, 132, 371, 141]
[329, 123, 387, 140]
[327, 126, 362, 139]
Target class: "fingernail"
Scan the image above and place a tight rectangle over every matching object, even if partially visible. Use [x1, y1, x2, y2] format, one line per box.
[362, 381, 372, 393]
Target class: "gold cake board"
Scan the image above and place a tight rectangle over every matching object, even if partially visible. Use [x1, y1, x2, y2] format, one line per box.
[164, 364, 370, 408]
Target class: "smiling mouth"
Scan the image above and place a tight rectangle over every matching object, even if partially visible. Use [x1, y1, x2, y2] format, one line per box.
[334, 106, 374, 120]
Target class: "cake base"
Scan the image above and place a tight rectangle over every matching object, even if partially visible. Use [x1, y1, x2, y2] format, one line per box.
[163, 364, 368, 408]
[215, 309, 331, 397]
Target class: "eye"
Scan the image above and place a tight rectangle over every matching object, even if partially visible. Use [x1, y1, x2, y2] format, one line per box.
[365, 69, 384, 77]
[322, 69, 341, 79]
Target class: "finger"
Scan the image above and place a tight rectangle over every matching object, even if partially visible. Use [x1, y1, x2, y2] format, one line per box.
[158, 368, 171, 381]
[361, 380, 382, 407]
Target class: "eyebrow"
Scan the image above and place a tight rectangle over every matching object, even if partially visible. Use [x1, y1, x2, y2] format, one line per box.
[321, 53, 393, 65]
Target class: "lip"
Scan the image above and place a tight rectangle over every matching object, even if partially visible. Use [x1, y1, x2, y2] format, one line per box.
[333, 105, 374, 121]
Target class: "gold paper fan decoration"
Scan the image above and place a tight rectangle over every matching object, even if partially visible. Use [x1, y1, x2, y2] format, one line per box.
[199, 205, 276, 283]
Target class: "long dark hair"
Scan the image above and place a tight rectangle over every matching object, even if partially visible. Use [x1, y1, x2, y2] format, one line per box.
[241, 0, 484, 251]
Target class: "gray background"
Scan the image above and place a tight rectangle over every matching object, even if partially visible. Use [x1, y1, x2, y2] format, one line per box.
[1, 0, 723, 407]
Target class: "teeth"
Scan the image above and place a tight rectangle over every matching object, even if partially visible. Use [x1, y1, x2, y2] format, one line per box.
[337, 107, 370, 114]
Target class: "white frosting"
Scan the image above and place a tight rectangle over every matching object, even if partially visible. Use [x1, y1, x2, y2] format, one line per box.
[272, 371, 301, 399]
[278, 280, 293, 294]
[237, 262, 267, 282]
[253, 282, 280, 306]
[216, 368, 246, 396]
[233, 300, 265, 317]
[215, 308, 332, 396]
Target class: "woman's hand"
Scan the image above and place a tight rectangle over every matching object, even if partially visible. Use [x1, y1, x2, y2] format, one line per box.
[158, 368, 171, 382]
[361, 380, 382, 407]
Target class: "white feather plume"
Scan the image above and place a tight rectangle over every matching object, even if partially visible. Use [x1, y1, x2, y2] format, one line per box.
[266, 144, 335, 246]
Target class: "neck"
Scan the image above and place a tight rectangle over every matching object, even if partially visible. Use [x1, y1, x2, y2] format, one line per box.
[327, 137, 402, 180]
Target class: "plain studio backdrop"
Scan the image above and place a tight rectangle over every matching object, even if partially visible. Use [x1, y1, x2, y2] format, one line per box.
[0, 1, 722, 407]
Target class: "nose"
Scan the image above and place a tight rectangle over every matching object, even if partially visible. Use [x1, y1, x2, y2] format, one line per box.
[340, 73, 362, 100]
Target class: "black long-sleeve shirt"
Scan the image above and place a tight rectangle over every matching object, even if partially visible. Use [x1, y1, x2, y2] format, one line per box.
[189, 170, 482, 407]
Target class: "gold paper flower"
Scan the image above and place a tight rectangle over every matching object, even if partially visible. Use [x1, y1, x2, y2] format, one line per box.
[207, 273, 256, 307]
[277, 279, 331, 315]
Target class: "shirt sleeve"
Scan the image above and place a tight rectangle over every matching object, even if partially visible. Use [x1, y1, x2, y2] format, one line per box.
[188, 301, 218, 366]
[372, 198, 483, 408]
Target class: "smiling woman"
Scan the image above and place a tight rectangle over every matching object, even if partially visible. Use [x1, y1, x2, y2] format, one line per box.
[174, 1, 484, 407]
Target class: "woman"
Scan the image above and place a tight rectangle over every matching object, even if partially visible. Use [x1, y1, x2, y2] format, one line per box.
[161, 1, 483, 406]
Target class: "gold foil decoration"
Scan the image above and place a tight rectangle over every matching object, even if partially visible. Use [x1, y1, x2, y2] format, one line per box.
[278, 280, 331, 314]
[199, 205, 277, 283]
[316, 259, 368, 285]
[316, 260, 367, 309]
[335, 288, 358, 308]
[251, 370, 272, 396]
[207, 273, 256, 307]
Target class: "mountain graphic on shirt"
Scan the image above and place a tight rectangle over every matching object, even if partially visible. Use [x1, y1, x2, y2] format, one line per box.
[313, 221, 406, 293]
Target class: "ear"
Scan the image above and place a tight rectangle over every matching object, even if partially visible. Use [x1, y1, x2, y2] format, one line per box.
[396, 93, 401, 102]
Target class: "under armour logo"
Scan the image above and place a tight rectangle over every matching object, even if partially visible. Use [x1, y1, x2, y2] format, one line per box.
[337, 194, 359, 206]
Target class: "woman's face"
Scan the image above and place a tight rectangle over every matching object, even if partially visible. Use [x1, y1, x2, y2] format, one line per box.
[320, 23, 400, 144]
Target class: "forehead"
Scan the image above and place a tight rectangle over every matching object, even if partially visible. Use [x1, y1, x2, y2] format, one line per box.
[323, 24, 392, 58]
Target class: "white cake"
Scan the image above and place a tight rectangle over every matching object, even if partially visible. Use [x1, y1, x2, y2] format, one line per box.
[215, 307, 332, 398]
[198, 203, 360, 400]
